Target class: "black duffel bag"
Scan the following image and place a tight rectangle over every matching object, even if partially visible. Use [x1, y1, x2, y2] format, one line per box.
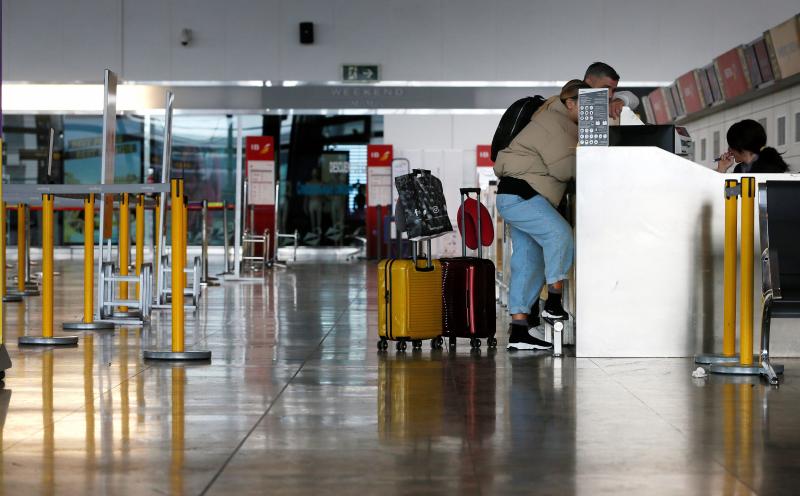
[394, 169, 452, 241]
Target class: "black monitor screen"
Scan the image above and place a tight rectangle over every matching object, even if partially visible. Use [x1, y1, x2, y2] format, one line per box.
[609, 125, 675, 153]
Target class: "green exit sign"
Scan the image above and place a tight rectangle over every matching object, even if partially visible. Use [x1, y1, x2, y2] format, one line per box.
[342, 64, 380, 82]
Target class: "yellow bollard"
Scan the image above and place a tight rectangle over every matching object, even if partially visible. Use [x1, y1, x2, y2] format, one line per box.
[172, 180, 185, 353]
[19, 195, 79, 345]
[42, 195, 54, 338]
[119, 193, 130, 312]
[17, 204, 25, 294]
[722, 179, 739, 357]
[142, 179, 210, 361]
[84, 195, 95, 322]
[696, 179, 746, 366]
[135, 195, 145, 298]
[63, 194, 113, 331]
[739, 177, 755, 366]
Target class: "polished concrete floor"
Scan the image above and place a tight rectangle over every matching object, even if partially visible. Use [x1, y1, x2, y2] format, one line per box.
[0, 259, 799, 495]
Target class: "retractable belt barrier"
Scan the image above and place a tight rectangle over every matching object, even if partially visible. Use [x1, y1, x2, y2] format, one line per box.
[695, 178, 782, 378]
[144, 179, 211, 361]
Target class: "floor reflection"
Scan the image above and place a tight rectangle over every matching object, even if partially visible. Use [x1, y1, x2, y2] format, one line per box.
[0, 262, 799, 494]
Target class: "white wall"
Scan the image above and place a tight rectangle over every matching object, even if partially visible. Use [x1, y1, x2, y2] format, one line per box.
[686, 84, 800, 172]
[3, 0, 799, 83]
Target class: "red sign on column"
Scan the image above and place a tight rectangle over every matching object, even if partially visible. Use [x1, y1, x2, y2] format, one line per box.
[476, 145, 494, 166]
[246, 136, 274, 161]
[366, 144, 393, 259]
[244, 136, 276, 259]
[367, 144, 393, 167]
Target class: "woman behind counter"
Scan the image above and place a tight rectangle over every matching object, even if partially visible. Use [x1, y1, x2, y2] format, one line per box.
[716, 119, 790, 173]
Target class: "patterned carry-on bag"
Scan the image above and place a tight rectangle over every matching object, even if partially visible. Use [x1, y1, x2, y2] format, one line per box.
[440, 188, 497, 349]
[394, 169, 452, 241]
[377, 239, 445, 352]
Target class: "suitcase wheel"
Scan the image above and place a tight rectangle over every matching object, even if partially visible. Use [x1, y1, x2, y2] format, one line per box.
[430, 336, 444, 349]
[487, 337, 498, 348]
[412, 340, 423, 350]
[470, 338, 481, 349]
[377, 338, 389, 351]
[396, 341, 407, 352]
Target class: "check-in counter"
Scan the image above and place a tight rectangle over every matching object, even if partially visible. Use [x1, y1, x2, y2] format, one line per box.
[576, 147, 800, 357]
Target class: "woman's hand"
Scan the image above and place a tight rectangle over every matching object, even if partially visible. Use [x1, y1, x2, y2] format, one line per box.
[716, 151, 735, 172]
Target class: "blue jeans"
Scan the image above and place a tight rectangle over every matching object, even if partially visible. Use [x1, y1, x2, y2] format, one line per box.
[496, 194, 574, 315]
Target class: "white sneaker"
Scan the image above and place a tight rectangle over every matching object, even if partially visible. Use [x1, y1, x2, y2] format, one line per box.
[528, 325, 549, 343]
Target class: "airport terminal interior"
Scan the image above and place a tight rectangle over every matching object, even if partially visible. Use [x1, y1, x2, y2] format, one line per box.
[2, 1, 800, 494]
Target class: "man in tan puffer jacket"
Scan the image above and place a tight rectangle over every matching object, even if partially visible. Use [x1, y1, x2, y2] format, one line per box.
[494, 79, 589, 351]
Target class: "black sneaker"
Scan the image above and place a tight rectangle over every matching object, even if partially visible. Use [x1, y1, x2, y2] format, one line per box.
[526, 300, 541, 328]
[507, 323, 553, 350]
[542, 295, 568, 320]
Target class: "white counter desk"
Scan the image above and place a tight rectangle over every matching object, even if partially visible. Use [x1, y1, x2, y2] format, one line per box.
[575, 147, 800, 357]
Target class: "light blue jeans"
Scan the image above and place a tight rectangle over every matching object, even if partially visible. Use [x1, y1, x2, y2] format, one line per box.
[496, 194, 574, 315]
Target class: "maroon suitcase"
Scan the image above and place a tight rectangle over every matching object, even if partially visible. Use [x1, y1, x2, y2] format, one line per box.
[441, 188, 497, 349]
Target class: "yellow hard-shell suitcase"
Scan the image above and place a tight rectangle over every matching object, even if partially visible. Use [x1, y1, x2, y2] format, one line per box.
[377, 251, 444, 351]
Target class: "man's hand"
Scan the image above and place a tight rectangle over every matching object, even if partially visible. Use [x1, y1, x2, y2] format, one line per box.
[609, 98, 625, 119]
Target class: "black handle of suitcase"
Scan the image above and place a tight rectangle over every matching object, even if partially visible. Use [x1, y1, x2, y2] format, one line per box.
[411, 238, 434, 272]
[459, 189, 483, 259]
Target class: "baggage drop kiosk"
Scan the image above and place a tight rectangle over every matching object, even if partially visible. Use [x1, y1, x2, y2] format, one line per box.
[575, 146, 800, 358]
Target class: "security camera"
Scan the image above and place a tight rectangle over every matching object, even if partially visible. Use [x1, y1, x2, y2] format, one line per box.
[180, 28, 193, 47]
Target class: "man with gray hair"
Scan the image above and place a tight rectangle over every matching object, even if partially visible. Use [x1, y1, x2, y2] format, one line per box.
[583, 61, 640, 119]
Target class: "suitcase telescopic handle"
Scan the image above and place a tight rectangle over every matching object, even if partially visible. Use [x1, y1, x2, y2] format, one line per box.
[411, 239, 435, 272]
[459, 188, 483, 259]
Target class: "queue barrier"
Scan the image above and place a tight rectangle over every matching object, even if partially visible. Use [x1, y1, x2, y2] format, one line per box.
[144, 179, 211, 361]
[18, 194, 79, 346]
[695, 178, 785, 379]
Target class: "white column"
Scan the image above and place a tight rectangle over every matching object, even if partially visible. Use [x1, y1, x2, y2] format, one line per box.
[234, 116, 243, 278]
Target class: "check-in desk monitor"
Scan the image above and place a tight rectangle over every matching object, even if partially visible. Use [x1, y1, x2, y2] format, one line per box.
[609, 125, 695, 160]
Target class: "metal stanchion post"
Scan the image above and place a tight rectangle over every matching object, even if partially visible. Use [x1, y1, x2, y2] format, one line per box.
[183, 198, 188, 289]
[25, 206, 35, 289]
[376, 205, 383, 261]
[116, 193, 132, 316]
[200, 200, 219, 287]
[696, 179, 744, 365]
[218, 201, 232, 276]
[135, 194, 145, 299]
[143, 179, 210, 361]
[154, 200, 161, 289]
[712, 177, 762, 376]
[1, 203, 21, 303]
[64, 194, 114, 331]
[15, 204, 38, 296]
[19, 194, 79, 346]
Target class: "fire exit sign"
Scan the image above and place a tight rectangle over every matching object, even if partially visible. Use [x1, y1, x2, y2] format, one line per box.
[342, 65, 380, 82]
